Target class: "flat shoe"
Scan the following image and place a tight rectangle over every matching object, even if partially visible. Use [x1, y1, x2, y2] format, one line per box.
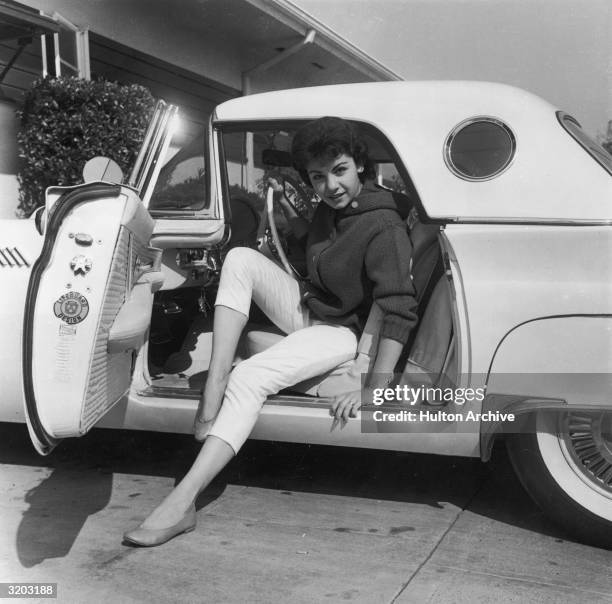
[123, 506, 196, 547]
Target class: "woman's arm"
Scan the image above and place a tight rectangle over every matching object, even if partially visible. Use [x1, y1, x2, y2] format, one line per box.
[368, 335, 403, 387]
[330, 335, 403, 424]
[331, 221, 417, 424]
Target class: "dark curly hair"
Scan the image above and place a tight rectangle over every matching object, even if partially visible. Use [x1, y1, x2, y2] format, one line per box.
[291, 117, 375, 185]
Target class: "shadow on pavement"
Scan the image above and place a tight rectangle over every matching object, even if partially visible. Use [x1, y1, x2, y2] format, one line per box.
[0, 421, 572, 561]
[1, 424, 215, 566]
[16, 469, 113, 567]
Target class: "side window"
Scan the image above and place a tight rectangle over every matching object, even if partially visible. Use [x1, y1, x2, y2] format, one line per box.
[558, 112, 612, 175]
[359, 122, 409, 196]
[444, 117, 516, 181]
[376, 163, 407, 194]
[149, 125, 207, 211]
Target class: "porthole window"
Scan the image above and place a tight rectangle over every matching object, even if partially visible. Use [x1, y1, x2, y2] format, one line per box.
[444, 117, 516, 181]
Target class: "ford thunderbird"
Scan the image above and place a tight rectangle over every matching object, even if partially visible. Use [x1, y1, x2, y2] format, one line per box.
[0, 81, 610, 547]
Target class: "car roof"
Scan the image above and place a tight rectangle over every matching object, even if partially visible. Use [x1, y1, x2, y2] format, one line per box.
[214, 82, 611, 222]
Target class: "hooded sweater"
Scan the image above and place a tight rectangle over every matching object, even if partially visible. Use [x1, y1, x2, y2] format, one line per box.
[302, 183, 417, 345]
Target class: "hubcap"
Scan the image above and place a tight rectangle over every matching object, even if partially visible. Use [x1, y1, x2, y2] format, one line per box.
[562, 412, 612, 495]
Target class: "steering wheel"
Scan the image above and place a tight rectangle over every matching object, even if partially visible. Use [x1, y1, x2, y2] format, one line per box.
[261, 174, 316, 279]
[264, 186, 293, 275]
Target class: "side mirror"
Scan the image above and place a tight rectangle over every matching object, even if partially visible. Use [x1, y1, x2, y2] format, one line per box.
[32, 206, 46, 236]
[82, 156, 124, 184]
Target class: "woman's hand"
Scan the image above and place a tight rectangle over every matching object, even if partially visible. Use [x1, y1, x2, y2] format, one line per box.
[330, 389, 364, 427]
[267, 175, 285, 194]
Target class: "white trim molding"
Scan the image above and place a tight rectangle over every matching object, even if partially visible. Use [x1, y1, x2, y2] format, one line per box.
[244, 0, 402, 82]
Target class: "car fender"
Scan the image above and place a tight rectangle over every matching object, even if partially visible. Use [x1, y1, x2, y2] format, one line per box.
[0, 218, 43, 422]
[480, 315, 612, 460]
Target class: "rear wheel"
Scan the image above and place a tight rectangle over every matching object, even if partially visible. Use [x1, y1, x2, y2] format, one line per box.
[506, 410, 612, 548]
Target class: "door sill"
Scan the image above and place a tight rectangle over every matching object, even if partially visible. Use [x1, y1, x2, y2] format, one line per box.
[137, 385, 330, 408]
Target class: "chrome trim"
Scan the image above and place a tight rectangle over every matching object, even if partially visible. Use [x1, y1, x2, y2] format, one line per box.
[211, 123, 231, 249]
[444, 116, 517, 182]
[5, 247, 20, 265]
[141, 105, 179, 208]
[128, 101, 167, 189]
[13, 247, 30, 266]
[0, 247, 28, 267]
[127, 100, 180, 208]
[446, 217, 612, 226]
[132, 245, 163, 286]
[562, 411, 612, 495]
[210, 122, 224, 222]
[0, 248, 13, 266]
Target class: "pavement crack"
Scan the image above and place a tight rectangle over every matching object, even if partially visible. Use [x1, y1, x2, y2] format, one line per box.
[431, 564, 612, 599]
[389, 476, 488, 603]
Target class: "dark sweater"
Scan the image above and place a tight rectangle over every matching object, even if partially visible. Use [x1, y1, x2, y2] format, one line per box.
[302, 183, 417, 345]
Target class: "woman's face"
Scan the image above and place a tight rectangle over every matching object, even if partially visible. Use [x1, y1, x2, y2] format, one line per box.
[306, 153, 363, 210]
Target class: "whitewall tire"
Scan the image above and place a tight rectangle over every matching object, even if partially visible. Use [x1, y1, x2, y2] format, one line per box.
[506, 410, 612, 548]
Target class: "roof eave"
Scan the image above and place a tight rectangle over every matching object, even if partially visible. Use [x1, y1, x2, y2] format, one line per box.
[0, 0, 60, 39]
[243, 0, 402, 82]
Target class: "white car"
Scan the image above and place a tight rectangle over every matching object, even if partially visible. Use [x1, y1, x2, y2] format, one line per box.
[1, 81, 610, 547]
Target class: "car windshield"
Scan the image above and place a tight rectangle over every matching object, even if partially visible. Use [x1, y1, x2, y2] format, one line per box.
[221, 126, 311, 224]
[148, 123, 208, 212]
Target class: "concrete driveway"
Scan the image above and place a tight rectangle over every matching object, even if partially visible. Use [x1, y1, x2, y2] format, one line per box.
[1, 423, 610, 603]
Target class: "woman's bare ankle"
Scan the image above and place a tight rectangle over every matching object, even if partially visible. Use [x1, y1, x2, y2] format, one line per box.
[140, 492, 194, 529]
[193, 373, 230, 441]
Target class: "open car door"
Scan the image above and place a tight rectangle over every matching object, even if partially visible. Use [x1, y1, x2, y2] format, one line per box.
[23, 102, 177, 454]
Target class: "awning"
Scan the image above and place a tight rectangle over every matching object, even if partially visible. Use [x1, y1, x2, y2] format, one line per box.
[0, 0, 59, 88]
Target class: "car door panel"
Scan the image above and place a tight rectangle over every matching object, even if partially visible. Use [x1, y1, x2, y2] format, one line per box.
[23, 184, 161, 454]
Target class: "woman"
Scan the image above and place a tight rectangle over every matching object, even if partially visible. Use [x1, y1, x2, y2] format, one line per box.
[123, 117, 417, 546]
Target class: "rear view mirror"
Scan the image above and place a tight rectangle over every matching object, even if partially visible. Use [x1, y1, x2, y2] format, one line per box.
[82, 156, 124, 184]
[261, 149, 293, 168]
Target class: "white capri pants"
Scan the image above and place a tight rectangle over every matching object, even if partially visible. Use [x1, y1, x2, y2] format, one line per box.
[207, 247, 358, 454]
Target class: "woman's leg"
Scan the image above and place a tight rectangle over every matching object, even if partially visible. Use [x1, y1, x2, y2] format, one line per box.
[208, 323, 358, 454]
[127, 249, 311, 536]
[134, 435, 234, 530]
[136, 323, 357, 532]
[195, 247, 308, 438]
[194, 305, 247, 439]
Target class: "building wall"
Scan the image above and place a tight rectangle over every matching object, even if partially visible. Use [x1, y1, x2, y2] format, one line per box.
[0, 100, 20, 218]
[22, 0, 244, 90]
[88, 34, 239, 127]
